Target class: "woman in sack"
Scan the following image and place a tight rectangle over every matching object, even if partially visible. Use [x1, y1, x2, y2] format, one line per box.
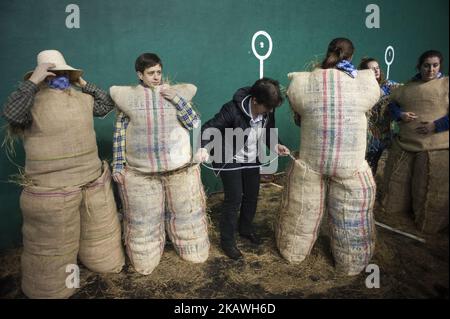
[358, 57, 401, 175]
[277, 38, 381, 275]
[383, 50, 449, 233]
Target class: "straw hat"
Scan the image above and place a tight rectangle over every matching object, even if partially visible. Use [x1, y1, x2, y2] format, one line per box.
[24, 50, 83, 82]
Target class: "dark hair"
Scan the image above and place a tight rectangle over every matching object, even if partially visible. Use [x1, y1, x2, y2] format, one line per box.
[358, 57, 385, 84]
[321, 38, 355, 69]
[135, 53, 163, 73]
[249, 78, 283, 110]
[416, 50, 444, 70]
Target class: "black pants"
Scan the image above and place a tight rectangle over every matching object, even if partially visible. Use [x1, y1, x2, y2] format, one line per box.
[216, 163, 261, 246]
[366, 140, 387, 175]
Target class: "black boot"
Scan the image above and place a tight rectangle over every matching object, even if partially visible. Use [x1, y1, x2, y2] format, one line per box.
[239, 232, 263, 246]
[221, 243, 243, 260]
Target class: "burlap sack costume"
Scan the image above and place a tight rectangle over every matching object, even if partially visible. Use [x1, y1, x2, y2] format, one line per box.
[383, 77, 449, 233]
[276, 69, 380, 275]
[19, 86, 125, 298]
[110, 84, 210, 275]
[23, 87, 101, 187]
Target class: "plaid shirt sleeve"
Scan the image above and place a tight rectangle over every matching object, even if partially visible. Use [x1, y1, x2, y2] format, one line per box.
[112, 111, 129, 174]
[171, 94, 200, 130]
[82, 82, 116, 117]
[1, 80, 39, 128]
[434, 114, 449, 133]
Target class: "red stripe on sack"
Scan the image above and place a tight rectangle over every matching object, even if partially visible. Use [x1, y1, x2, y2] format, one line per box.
[332, 71, 343, 176]
[159, 89, 169, 170]
[144, 88, 155, 171]
[320, 70, 328, 174]
[368, 168, 377, 206]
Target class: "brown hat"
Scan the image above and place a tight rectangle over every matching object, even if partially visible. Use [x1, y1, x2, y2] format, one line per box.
[24, 50, 83, 82]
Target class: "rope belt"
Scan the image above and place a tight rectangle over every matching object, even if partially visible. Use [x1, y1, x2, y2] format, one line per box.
[200, 154, 295, 177]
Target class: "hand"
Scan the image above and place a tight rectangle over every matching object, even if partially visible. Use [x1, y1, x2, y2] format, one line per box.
[160, 84, 177, 101]
[112, 172, 125, 185]
[28, 63, 56, 85]
[400, 112, 418, 123]
[415, 121, 436, 135]
[194, 148, 209, 163]
[275, 144, 290, 156]
[74, 76, 87, 88]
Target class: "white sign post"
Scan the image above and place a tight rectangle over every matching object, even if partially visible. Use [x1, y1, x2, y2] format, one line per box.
[385, 46, 395, 80]
[251, 31, 273, 79]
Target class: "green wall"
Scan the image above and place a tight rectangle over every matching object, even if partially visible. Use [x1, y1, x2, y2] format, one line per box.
[0, 0, 448, 249]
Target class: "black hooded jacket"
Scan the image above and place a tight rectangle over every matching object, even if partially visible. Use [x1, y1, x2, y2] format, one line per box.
[200, 87, 280, 165]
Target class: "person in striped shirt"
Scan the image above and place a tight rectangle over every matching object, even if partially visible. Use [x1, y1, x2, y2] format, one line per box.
[109, 53, 209, 275]
[112, 56, 199, 181]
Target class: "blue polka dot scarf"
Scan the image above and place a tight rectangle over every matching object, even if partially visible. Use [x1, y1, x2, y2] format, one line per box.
[47, 75, 71, 90]
[336, 60, 358, 78]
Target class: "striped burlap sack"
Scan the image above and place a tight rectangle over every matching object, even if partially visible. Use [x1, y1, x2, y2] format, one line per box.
[412, 150, 449, 233]
[287, 69, 380, 178]
[276, 156, 376, 275]
[275, 158, 326, 263]
[110, 84, 196, 174]
[120, 167, 166, 275]
[20, 185, 81, 299]
[328, 161, 376, 276]
[23, 87, 102, 187]
[164, 164, 210, 263]
[382, 140, 415, 215]
[78, 162, 125, 273]
[121, 164, 209, 275]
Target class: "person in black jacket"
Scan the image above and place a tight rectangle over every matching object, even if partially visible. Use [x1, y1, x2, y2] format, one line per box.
[196, 78, 290, 260]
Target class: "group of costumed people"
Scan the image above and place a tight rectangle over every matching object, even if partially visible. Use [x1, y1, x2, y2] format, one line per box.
[2, 37, 448, 298]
